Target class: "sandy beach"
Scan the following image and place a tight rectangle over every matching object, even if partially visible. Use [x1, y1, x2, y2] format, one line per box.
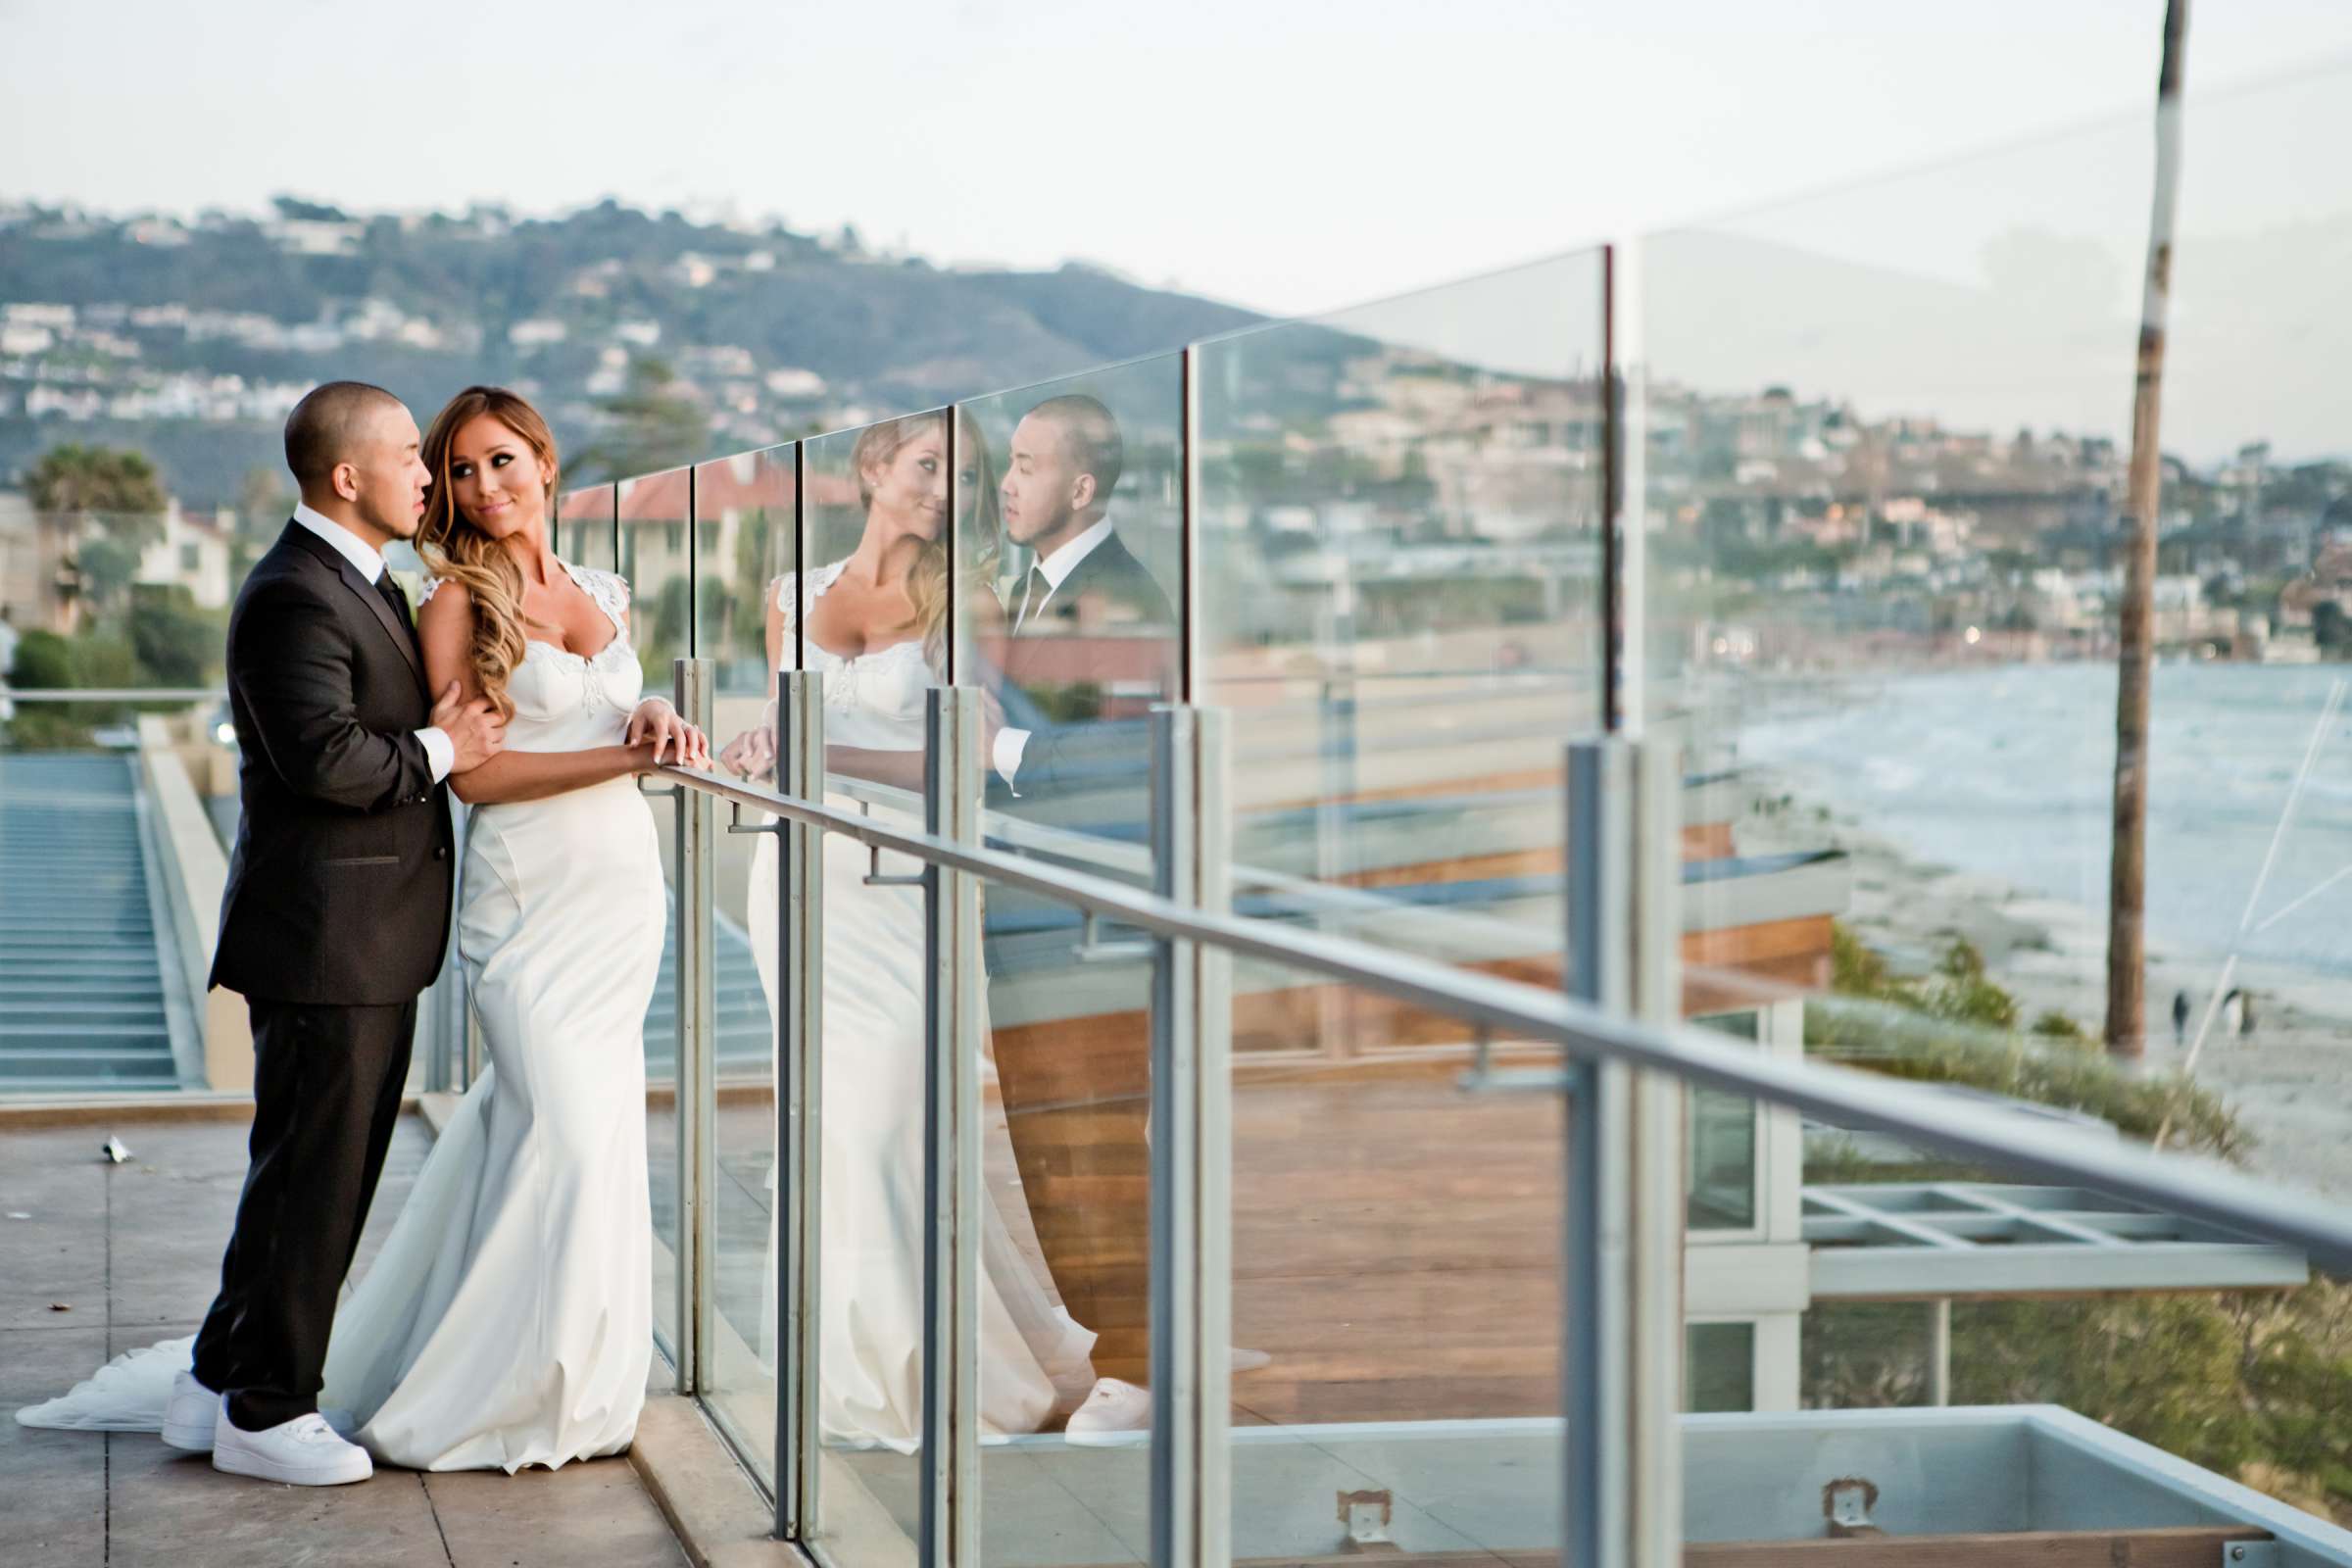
[1740, 776, 2352, 1201]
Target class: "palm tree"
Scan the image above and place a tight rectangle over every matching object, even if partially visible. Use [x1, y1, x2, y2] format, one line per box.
[25, 444, 167, 516]
[23, 445, 170, 628]
[2106, 0, 2191, 1059]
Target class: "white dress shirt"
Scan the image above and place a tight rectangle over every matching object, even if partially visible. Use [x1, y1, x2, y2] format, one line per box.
[995, 515, 1118, 789]
[290, 503, 454, 783]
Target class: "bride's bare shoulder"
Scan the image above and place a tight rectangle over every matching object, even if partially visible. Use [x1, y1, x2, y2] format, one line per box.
[416, 576, 472, 621]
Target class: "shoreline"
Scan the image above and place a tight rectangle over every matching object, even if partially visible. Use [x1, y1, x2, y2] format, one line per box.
[1740, 770, 2352, 1200]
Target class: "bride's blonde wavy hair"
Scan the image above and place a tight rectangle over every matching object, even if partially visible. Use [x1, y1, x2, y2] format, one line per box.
[417, 386, 562, 719]
[850, 410, 1001, 672]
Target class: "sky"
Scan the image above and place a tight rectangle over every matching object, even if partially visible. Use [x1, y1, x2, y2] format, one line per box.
[5, 0, 2352, 320]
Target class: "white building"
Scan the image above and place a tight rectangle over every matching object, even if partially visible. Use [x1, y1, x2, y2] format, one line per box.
[135, 502, 234, 610]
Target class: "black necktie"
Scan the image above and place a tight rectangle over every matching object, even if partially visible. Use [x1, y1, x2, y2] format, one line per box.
[375, 571, 414, 633]
[1015, 564, 1049, 634]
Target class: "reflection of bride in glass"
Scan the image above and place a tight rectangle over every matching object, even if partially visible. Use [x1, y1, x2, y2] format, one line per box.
[717, 411, 1098, 1447]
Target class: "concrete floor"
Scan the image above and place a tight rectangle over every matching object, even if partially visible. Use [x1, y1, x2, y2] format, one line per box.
[1, 1113, 690, 1568]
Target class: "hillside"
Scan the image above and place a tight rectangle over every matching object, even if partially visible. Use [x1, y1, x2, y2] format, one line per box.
[0, 199, 1264, 507]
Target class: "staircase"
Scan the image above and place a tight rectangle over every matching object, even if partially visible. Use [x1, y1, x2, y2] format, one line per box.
[642, 909, 776, 1080]
[0, 754, 183, 1094]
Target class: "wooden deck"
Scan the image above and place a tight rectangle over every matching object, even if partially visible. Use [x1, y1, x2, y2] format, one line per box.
[715, 1052, 1566, 1425]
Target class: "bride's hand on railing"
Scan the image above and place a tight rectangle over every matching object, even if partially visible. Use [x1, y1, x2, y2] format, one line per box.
[626, 698, 711, 770]
[717, 700, 778, 782]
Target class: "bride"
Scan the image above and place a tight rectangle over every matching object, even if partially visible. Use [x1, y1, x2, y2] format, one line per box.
[720, 410, 1099, 1447]
[19, 385, 710, 1472]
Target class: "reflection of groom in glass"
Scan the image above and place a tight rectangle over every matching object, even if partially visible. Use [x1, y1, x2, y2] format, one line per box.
[986, 394, 1174, 807]
[981, 393, 1176, 1429]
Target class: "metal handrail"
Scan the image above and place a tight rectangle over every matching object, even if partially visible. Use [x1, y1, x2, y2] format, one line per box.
[831, 770, 1558, 957]
[660, 756, 2352, 1274]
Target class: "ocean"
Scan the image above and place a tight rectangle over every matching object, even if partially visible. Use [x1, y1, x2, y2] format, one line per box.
[1732, 662, 2352, 976]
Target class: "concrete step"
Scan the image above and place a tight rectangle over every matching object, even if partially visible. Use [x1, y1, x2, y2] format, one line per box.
[0, 1022, 174, 1047]
[0, 754, 191, 1095]
[0, 911, 155, 924]
[0, 1075, 176, 1095]
[0, 862, 147, 874]
[0, 916, 156, 929]
[0, 906, 154, 921]
[5, 1004, 172, 1029]
[0, 1053, 177, 1080]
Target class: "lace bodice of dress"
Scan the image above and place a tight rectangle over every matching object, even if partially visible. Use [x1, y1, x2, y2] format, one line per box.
[421, 560, 642, 753]
[777, 562, 936, 752]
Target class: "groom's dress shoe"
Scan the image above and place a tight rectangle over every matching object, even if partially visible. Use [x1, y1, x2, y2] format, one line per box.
[210, 1398, 373, 1486]
[160, 1369, 219, 1451]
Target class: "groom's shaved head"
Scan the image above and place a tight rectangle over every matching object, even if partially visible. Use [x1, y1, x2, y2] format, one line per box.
[1028, 394, 1123, 504]
[285, 380, 406, 492]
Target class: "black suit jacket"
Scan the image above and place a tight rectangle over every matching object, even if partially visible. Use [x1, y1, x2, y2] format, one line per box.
[993, 528, 1176, 808]
[210, 520, 455, 1005]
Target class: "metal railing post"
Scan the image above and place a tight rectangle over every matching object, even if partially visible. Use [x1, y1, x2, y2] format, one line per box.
[1150, 705, 1233, 1568]
[918, 686, 983, 1567]
[675, 657, 718, 1396]
[1565, 736, 1686, 1568]
[1564, 738, 1635, 1568]
[774, 668, 825, 1540]
[1628, 737, 1686, 1568]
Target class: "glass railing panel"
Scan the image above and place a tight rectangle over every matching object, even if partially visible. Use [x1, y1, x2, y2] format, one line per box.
[2131, 65, 2352, 1214]
[1222, 961, 1565, 1562]
[1642, 65, 2352, 1251]
[813, 870, 1560, 1565]
[1193, 252, 1607, 1058]
[956, 355, 1183, 877]
[693, 441, 800, 1479]
[970, 854, 1159, 1560]
[616, 464, 695, 1364]
[1638, 100, 2153, 1057]
[618, 466, 695, 684]
[784, 414, 963, 1540]
[951, 364, 1185, 1558]
[1681, 1075, 2349, 1559]
[559, 480, 617, 573]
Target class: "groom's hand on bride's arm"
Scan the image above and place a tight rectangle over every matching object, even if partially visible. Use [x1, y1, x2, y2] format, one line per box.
[430, 681, 506, 773]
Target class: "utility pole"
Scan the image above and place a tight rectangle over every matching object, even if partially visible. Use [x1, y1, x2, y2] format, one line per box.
[2106, 0, 2191, 1058]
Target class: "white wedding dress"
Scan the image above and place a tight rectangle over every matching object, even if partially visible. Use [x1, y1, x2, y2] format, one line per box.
[746, 562, 1095, 1450]
[19, 559, 663, 1472]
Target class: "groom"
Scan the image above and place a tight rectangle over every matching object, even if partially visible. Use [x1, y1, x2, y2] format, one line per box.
[171, 381, 503, 1485]
[985, 393, 1175, 807]
[981, 394, 1177, 1439]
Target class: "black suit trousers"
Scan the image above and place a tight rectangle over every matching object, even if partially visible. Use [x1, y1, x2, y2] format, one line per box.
[190, 998, 415, 1433]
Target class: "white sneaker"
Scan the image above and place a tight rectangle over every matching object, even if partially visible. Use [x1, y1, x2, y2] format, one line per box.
[211, 1398, 373, 1486]
[162, 1375, 357, 1453]
[160, 1369, 219, 1451]
[1064, 1377, 1152, 1446]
